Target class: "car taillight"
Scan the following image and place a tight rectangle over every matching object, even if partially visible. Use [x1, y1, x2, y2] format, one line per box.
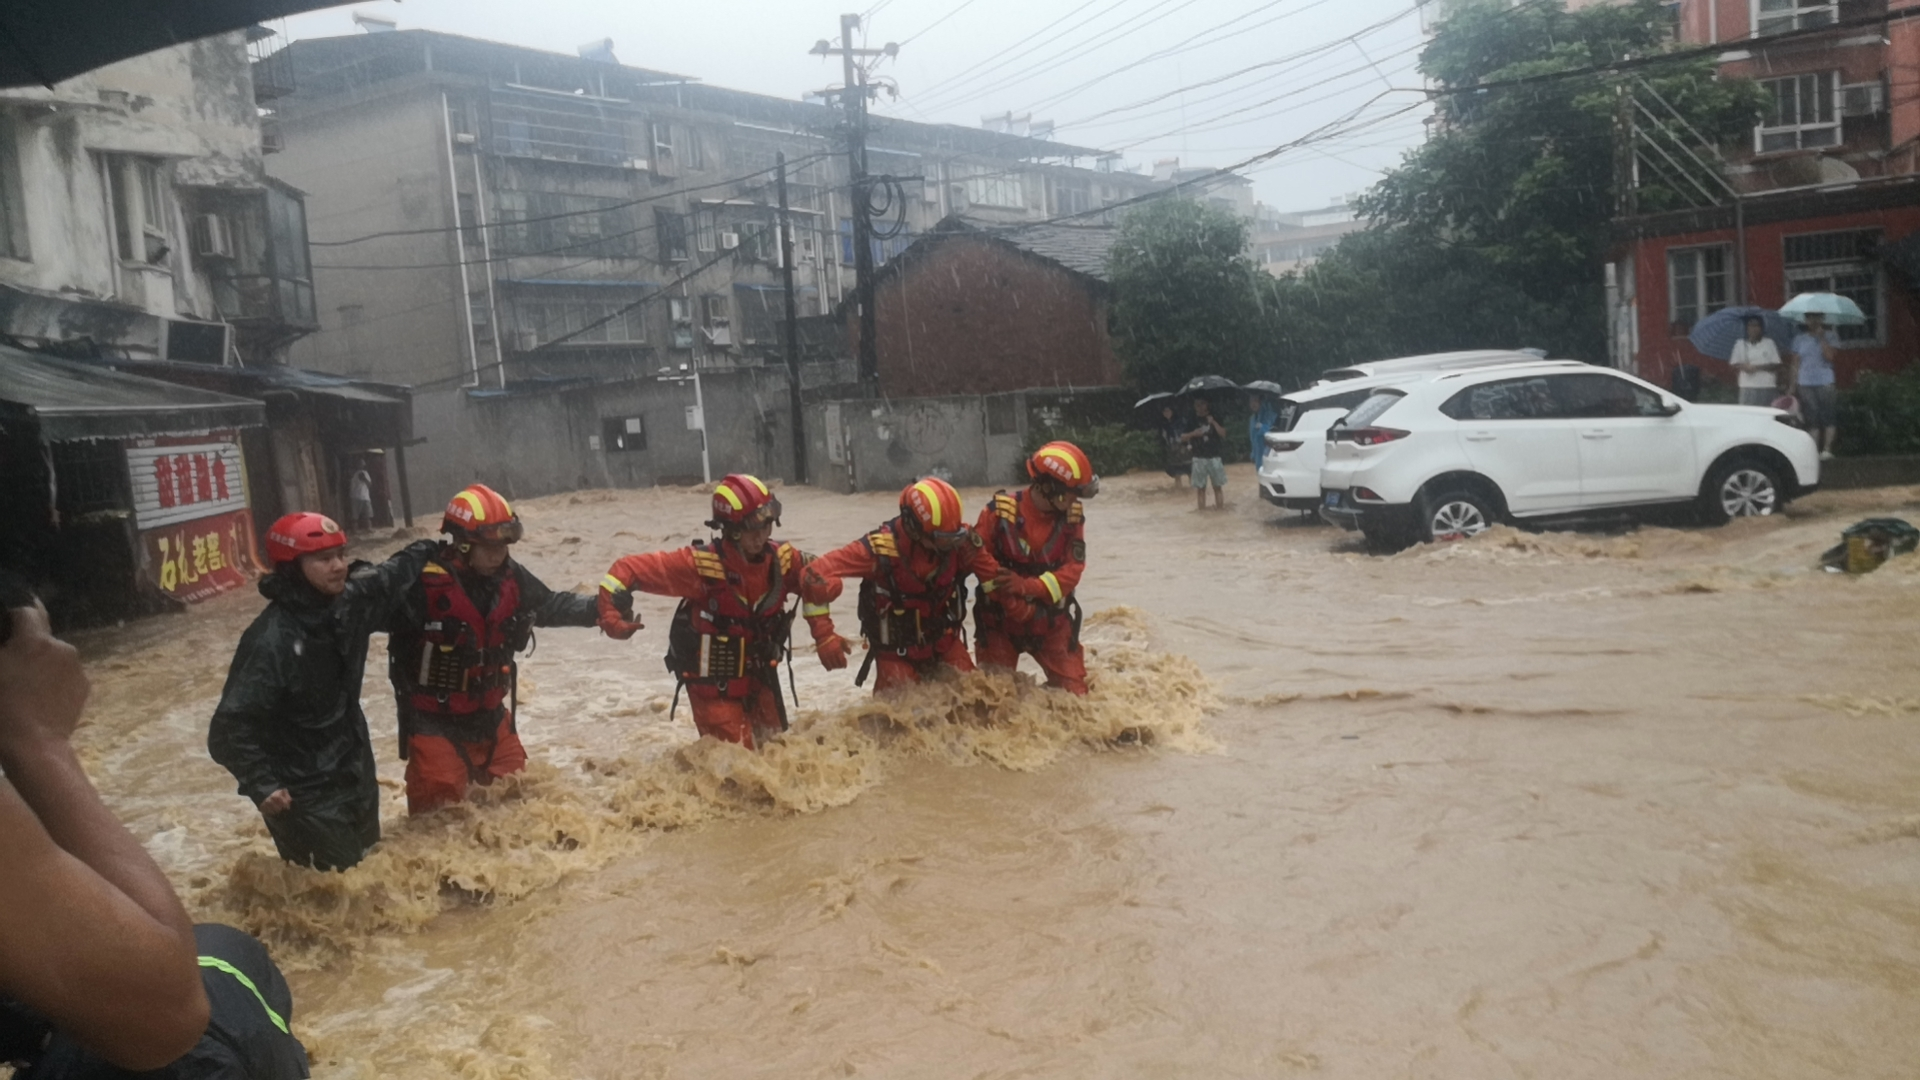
[1264, 435, 1303, 452]
[1333, 427, 1410, 447]
[1353, 487, 1384, 502]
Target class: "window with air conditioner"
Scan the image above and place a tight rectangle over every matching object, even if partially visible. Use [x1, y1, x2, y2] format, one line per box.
[1754, 0, 1835, 35]
[1784, 229, 1883, 344]
[1756, 71, 1839, 152]
[1667, 245, 1730, 334]
[0, 115, 29, 261]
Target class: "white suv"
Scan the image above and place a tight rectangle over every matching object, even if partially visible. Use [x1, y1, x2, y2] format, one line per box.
[1259, 360, 1586, 511]
[1317, 363, 1821, 548]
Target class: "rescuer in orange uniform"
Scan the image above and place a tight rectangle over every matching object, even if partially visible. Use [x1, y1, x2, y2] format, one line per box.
[385, 484, 599, 814]
[595, 474, 844, 749]
[973, 441, 1098, 696]
[800, 477, 1018, 693]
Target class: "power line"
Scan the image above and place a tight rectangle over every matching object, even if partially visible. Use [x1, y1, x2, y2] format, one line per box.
[1018, 0, 1346, 117]
[904, 0, 1121, 107]
[309, 153, 831, 248]
[406, 244, 750, 393]
[897, 0, 987, 48]
[919, 0, 1216, 113]
[310, 164, 818, 271]
[1050, 4, 1420, 130]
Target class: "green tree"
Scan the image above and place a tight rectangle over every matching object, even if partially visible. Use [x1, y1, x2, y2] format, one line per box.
[1106, 198, 1272, 391]
[1277, 0, 1761, 364]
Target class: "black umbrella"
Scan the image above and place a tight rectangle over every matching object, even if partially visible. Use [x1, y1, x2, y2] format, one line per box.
[1133, 390, 1176, 410]
[1176, 374, 1240, 397]
[0, 1, 354, 88]
[1242, 379, 1286, 396]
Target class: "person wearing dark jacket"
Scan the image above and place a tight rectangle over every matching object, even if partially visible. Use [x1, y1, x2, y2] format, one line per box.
[208, 513, 437, 872]
[385, 485, 598, 815]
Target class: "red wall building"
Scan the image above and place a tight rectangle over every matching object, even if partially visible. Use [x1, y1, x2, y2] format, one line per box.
[1610, 0, 1920, 390]
[848, 218, 1125, 398]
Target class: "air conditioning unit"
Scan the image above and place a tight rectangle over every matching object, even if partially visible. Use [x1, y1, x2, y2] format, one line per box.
[719, 231, 740, 250]
[1841, 82, 1885, 117]
[624, 157, 651, 172]
[259, 123, 284, 153]
[195, 215, 234, 259]
[453, 132, 478, 147]
[511, 329, 539, 351]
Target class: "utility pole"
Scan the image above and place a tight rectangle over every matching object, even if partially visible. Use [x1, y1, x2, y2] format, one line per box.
[777, 151, 808, 484]
[811, 15, 896, 398]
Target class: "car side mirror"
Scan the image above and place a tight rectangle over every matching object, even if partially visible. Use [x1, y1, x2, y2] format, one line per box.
[1659, 402, 1683, 417]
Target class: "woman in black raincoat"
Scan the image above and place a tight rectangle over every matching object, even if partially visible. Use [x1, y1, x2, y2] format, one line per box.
[208, 513, 436, 872]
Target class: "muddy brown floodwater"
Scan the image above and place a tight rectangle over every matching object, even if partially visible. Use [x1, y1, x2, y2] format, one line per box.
[55, 464, 1920, 1078]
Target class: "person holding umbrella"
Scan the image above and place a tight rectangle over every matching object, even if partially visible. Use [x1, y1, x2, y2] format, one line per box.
[1729, 316, 1783, 407]
[1183, 397, 1230, 511]
[1779, 291, 1864, 462]
[1791, 312, 1841, 460]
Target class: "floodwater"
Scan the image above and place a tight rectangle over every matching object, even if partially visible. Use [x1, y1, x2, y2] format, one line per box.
[61, 465, 1920, 1078]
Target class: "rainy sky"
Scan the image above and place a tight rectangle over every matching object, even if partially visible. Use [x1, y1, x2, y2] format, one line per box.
[280, 0, 1434, 213]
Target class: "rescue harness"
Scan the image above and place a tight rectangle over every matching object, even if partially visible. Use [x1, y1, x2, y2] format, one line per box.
[853, 520, 973, 687]
[974, 490, 1085, 654]
[390, 561, 535, 771]
[662, 540, 802, 732]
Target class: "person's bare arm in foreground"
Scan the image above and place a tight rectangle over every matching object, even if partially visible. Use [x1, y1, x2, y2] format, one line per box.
[0, 601, 208, 1068]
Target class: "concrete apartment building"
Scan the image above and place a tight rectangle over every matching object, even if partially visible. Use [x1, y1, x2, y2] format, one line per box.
[1609, 0, 1920, 385]
[1251, 200, 1369, 276]
[262, 27, 1167, 501]
[0, 29, 413, 624]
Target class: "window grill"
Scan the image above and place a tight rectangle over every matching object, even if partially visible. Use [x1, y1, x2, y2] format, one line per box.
[52, 441, 131, 517]
[489, 89, 636, 167]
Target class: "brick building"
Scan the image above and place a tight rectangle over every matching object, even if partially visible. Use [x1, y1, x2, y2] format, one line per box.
[1607, 0, 1920, 389]
[850, 217, 1123, 398]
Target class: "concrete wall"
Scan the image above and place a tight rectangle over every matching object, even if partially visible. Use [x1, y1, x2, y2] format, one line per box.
[398, 367, 800, 505]
[0, 33, 263, 327]
[855, 236, 1123, 398]
[278, 79, 468, 388]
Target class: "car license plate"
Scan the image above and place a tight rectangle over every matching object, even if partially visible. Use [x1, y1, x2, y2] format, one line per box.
[1324, 491, 1341, 508]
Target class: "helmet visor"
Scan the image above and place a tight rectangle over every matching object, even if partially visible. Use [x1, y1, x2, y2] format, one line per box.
[467, 518, 524, 544]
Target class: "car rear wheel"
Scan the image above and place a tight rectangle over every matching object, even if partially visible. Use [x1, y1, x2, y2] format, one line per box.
[1699, 458, 1781, 524]
[1421, 489, 1495, 543]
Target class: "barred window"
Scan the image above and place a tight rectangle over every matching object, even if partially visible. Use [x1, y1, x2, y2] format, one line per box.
[1784, 229, 1883, 344]
[1668, 245, 1730, 334]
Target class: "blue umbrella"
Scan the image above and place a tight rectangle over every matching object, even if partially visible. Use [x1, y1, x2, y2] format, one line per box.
[1779, 291, 1866, 326]
[1688, 306, 1796, 361]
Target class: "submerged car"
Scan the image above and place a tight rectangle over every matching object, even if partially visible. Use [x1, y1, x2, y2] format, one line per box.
[1259, 359, 1585, 511]
[1317, 363, 1820, 549]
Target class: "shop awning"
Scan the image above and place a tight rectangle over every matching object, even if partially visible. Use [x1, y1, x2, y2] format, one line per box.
[0, 347, 264, 441]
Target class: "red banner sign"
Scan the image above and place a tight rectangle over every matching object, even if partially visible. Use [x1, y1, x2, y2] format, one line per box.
[141, 508, 259, 605]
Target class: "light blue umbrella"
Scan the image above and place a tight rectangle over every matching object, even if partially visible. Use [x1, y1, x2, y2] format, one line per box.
[1687, 305, 1796, 361]
[1778, 291, 1866, 326]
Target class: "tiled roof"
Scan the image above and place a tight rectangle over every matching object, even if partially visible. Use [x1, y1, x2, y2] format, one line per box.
[938, 216, 1119, 282]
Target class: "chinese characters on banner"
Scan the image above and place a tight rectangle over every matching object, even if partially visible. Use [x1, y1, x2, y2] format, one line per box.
[141, 509, 257, 604]
[126, 436, 259, 604]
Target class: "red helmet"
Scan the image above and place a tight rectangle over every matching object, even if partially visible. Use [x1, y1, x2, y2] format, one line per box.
[265, 512, 346, 565]
[1027, 441, 1099, 498]
[899, 477, 968, 549]
[708, 474, 781, 530]
[441, 484, 523, 544]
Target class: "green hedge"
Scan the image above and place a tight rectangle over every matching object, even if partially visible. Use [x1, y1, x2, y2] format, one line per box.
[1838, 367, 1920, 456]
[1020, 422, 1167, 479]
